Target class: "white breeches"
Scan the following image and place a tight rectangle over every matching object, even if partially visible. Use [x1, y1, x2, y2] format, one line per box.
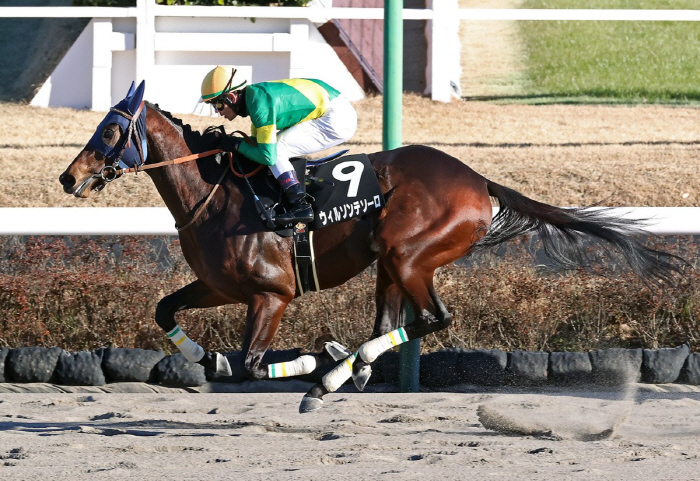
[270, 95, 358, 178]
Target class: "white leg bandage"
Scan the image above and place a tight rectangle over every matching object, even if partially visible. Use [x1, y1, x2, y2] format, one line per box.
[268, 355, 317, 379]
[358, 327, 409, 363]
[322, 353, 357, 393]
[166, 325, 204, 363]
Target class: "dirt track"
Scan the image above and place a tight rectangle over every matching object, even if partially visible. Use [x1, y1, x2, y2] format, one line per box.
[1, 387, 700, 479]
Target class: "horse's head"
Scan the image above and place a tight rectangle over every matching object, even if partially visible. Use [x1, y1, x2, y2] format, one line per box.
[59, 81, 148, 197]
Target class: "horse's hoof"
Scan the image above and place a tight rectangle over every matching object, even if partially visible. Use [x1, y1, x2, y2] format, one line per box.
[352, 364, 372, 391]
[324, 341, 352, 361]
[299, 395, 324, 414]
[299, 384, 328, 413]
[214, 352, 232, 376]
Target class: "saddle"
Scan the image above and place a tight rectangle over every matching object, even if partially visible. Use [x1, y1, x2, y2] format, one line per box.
[236, 150, 386, 294]
[238, 150, 385, 235]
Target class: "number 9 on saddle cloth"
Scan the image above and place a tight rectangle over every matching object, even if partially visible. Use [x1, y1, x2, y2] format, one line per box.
[249, 150, 385, 236]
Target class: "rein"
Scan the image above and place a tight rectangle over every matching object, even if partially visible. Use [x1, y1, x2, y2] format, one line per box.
[113, 149, 225, 177]
[171, 151, 263, 231]
[96, 108, 263, 231]
[116, 149, 260, 232]
[175, 162, 229, 232]
[105, 130, 261, 180]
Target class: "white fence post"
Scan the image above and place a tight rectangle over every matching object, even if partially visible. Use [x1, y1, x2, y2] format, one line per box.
[91, 19, 114, 111]
[426, 0, 459, 102]
[135, 0, 155, 91]
[289, 19, 310, 78]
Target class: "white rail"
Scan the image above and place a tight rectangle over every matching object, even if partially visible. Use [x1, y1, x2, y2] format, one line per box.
[2, 6, 699, 21]
[0, 6, 135, 18]
[1, 207, 698, 236]
[0, 5, 431, 20]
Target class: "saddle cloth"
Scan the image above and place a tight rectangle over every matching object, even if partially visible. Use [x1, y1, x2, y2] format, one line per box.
[245, 151, 385, 235]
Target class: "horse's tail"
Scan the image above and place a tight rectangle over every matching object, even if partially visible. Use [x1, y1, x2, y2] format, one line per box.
[475, 179, 685, 286]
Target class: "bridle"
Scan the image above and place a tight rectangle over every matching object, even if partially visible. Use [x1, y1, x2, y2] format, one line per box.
[97, 101, 147, 185]
[90, 105, 262, 231]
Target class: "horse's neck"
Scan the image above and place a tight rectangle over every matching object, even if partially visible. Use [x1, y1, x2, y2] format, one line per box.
[144, 110, 232, 228]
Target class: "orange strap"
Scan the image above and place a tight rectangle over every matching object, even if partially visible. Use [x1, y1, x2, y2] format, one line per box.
[117, 149, 224, 175]
[229, 153, 265, 178]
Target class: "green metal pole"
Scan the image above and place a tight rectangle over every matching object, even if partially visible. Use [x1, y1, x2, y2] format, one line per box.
[383, 0, 420, 392]
[383, 0, 402, 152]
[399, 301, 420, 392]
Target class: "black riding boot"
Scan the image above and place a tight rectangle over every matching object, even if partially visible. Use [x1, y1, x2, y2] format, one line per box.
[274, 182, 314, 226]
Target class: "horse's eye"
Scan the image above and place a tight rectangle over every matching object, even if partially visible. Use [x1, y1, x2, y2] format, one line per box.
[102, 129, 115, 141]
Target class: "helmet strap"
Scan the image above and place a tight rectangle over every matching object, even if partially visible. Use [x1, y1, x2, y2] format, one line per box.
[221, 68, 247, 96]
[230, 89, 248, 117]
[222, 68, 237, 92]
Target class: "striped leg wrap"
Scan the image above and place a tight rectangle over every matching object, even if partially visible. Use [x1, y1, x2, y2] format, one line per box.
[166, 325, 204, 363]
[268, 355, 317, 379]
[322, 352, 357, 393]
[358, 327, 408, 363]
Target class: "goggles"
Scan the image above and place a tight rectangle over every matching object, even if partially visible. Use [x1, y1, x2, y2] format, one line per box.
[209, 96, 228, 112]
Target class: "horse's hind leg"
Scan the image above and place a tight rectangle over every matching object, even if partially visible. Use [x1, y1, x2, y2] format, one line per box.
[353, 265, 452, 385]
[155, 279, 234, 375]
[300, 261, 452, 413]
[350, 260, 405, 390]
[371, 260, 405, 338]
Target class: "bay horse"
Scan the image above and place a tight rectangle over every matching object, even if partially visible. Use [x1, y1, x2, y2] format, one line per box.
[59, 83, 681, 413]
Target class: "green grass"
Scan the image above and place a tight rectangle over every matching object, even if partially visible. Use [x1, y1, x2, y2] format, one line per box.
[517, 0, 700, 104]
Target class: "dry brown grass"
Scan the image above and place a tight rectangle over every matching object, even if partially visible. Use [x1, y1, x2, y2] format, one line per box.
[1, 96, 699, 208]
[2, 236, 697, 354]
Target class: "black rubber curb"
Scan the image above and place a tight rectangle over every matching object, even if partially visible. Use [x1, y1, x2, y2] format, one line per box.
[0, 345, 697, 390]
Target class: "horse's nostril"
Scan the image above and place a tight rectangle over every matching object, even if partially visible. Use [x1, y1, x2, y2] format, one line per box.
[59, 172, 75, 189]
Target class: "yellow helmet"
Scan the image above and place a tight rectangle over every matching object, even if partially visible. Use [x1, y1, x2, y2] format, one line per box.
[200, 65, 247, 102]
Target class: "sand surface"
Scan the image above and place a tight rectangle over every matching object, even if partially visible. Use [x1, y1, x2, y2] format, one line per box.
[2, 386, 700, 480]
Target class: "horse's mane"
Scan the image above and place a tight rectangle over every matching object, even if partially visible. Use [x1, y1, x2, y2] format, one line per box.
[145, 101, 226, 152]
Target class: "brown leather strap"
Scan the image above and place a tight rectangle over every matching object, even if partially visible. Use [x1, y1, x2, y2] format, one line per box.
[175, 164, 229, 232]
[111, 100, 144, 122]
[111, 101, 147, 168]
[229, 130, 254, 145]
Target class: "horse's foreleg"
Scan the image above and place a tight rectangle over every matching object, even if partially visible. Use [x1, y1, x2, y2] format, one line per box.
[240, 292, 293, 380]
[156, 279, 233, 375]
[241, 293, 341, 381]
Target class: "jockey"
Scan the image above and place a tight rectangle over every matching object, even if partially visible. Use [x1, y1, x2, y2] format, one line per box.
[200, 65, 358, 226]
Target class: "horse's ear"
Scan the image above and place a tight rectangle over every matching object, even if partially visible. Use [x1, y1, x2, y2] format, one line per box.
[125, 81, 136, 99]
[128, 80, 146, 114]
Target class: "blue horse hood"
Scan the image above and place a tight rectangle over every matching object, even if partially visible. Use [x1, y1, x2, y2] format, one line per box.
[87, 80, 148, 169]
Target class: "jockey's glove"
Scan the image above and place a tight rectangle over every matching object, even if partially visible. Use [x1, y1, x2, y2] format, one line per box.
[221, 135, 242, 153]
